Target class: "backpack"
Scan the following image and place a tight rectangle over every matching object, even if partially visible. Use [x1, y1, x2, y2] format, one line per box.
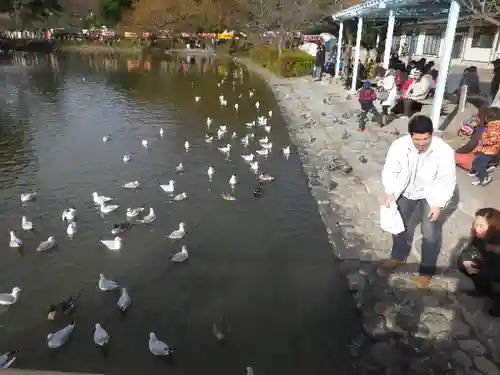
[460, 115, 481, 136]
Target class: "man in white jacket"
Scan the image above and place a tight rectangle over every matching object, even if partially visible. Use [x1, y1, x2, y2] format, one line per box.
[380, 115, 457, 288]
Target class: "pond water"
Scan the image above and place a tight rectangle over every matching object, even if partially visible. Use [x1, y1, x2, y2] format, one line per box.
[0, 52, 360, 374]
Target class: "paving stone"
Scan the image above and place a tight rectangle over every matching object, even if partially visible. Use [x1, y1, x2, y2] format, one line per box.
[452, 350, 473, 368]
[459, 340, 487, 355]
[451, 318, 472, 338]
[474, 356, 500, 375]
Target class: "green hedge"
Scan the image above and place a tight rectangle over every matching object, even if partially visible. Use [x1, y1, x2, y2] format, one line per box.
[249, 45, 315, 78]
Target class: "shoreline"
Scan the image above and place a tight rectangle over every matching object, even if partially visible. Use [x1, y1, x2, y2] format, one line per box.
[57, 43, 143, 54]
[236, 56, 500, 373]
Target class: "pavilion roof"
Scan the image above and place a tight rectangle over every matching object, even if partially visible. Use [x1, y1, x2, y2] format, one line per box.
[331, 0, 465, 21]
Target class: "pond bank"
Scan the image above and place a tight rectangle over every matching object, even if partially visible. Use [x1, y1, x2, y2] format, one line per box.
[236, 56, 500, 374]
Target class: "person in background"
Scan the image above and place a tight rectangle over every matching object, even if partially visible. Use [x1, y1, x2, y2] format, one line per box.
[491, 59, 500, 103]
[402, 69, 431, 118]
[313, 40, 325, 82]
[468, 107, 500, 186]
[380, 115, 456, 288]
[458, 208, 500, 317]
[458, 66, 481, 96]
[378, 68, 398, 126]
[357, 80, 382, 131]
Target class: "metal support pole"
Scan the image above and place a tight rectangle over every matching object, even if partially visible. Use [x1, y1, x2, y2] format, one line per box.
[351, 17, 363, 93]
[335, 21, 344, 77]
[431, 0, 460, 129]
[383, 10, 395, 69]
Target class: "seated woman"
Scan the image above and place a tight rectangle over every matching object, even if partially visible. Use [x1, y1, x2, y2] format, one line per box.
[456, 106, 500, 186]
[458, 207, 500, 317]
[392, 69, 431, 118]
[377, 68, 398, 126]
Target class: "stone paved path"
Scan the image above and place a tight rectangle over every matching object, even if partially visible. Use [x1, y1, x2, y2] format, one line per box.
[238, 57, 500, 375]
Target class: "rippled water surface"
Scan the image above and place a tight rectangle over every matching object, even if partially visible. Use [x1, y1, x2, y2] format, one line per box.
[0, 53, 359, 374]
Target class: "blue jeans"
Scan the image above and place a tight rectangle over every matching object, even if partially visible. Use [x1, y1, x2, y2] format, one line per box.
[472, 153, 493, 181]
[313, 66, 322, 80]
[391, 196, 441, 275]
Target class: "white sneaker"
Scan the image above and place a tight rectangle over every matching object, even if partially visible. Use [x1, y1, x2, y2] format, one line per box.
[472, 175, 492, 186]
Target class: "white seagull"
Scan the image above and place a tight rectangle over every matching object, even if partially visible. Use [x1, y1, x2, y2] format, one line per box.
[66, 222, 77, 237]
[265, 125, 271, 133]
[283, 145, 291, 155]
[256, 149, 269, 156]
[250, 161, 259, 172]
[47, 322, 75, 349]
[268, 110, 273, 117]
[173, 192, 187, 201]
[175, 163, 184, 173]
[93, 192, 113, 205]
[21, 216, 33, 231]
[195, 96, 201, 102]
[123, 181, 140, 189]
[255, 101, 260, 109]
[206, 117, 212, 127]
[117, 288, 132, 312]
[142, 139, 148, 149]
[160, 128, 164, 138]
[207, 166, 215, 178]
[170, 245, 189, 263]
[205, 134, 214, 143]
[101, 236, 122, 251]
[160, 180, 175, 193]
[102, 135, 110, 143]
[9, 230, 22, 248]
[234, 103, 239, 111]
[229, 174, 237, 186]
[218, 144, 231, 153]
[123, 154, 131, 163]
[249, 91, 254, 98]
[100, 202, 119, 214]
[245, 121, 255, 128]
[62, 206, 76, 222]
[241, 153, 254, 162]
[262, 142, 273, 150]
[36, 237, 56, 252]
[259, 137, 269, 144]
[98, 274, 119, 291]
[137, 208, 156, 224]
[167, 222, 186, 240]
[0, 287, 21, 306]
[93, 323, 110, 347]
[185, 141, 190, 151]
[149, 332, 175, 356]
[257, 116, 267, 126]
[20, 192, 37, 203]
[127, 206, 145, 218]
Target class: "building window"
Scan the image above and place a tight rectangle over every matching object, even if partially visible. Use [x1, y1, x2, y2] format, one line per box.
[423, 33, 442, 55]
[471, 26, 497, 49]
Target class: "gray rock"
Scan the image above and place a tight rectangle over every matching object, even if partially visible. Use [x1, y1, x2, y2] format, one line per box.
[452, 350, 473, 368]
[474, 356, 500, 375]
[347, 271, 367, 292]
[451, 319, 471, 338]
[459, 340, 487, 355]
[370, 341, 401, 367]
[420, 312, 450, 337]
[362, 311, 388, 337]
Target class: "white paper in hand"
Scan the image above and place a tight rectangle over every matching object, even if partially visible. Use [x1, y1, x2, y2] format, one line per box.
[380, 202, 405, 235]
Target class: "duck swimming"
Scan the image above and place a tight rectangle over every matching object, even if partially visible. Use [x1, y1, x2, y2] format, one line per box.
[48, 293, 80, 320]
[254, 182, 264, 197]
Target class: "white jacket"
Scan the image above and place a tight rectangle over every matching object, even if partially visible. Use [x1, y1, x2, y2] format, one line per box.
[381, 135, 456, 208]
[380, 74, 398, 107]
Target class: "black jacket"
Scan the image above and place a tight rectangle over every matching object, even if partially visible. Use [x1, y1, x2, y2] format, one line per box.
[315, 46, 325, 67]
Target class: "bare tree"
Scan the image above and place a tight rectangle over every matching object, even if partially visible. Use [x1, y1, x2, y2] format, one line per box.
[245, 0, 339, 55]
[459, 0, 500, 26]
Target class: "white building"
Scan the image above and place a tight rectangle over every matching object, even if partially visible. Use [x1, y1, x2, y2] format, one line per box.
[394, 18, 499, 67]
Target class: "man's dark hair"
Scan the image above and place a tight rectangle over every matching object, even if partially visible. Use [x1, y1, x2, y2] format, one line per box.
[408, 115, 434, 135]
[486, 106, 500, 122]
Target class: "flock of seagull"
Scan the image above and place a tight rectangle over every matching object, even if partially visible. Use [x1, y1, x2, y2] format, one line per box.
[0, 75, 291, 374]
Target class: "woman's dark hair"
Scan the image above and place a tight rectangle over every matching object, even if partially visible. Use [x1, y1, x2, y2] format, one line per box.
[474, 208, 500, 239]
[468, 66, 478, 73]
[408, 115, 434, 135]
[486, 106, 500, 122]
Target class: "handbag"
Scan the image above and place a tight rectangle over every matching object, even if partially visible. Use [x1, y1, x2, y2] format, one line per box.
[458, 244, 484, 267]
